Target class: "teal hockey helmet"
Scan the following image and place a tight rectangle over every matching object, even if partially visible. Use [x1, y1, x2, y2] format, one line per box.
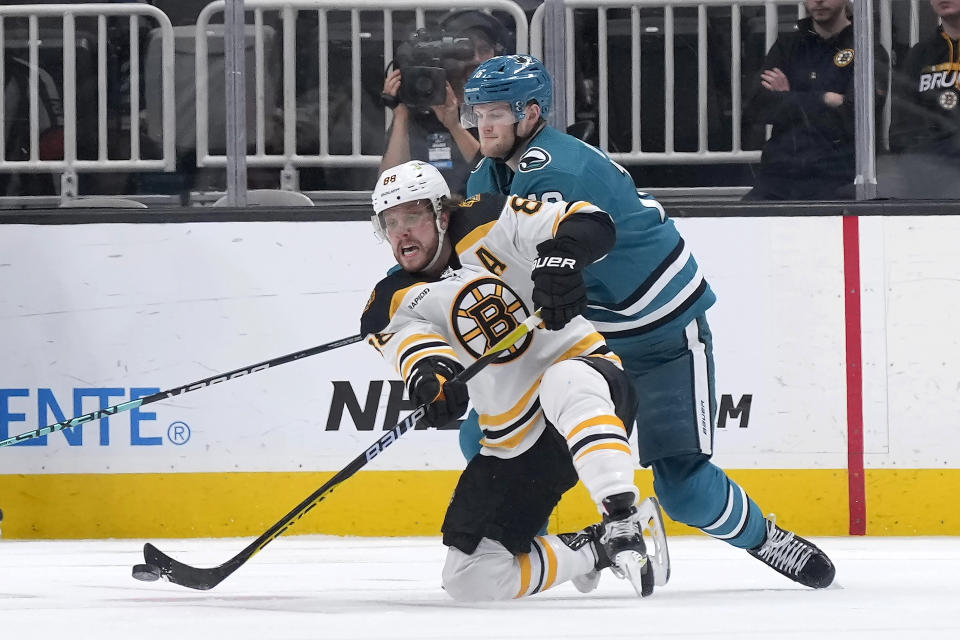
[462, 55, 552, 121]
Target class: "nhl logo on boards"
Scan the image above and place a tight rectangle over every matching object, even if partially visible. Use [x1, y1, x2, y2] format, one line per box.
[939, 90, 958, 110]
[833, 48, 854, 67]
[452, 277, 532, 363]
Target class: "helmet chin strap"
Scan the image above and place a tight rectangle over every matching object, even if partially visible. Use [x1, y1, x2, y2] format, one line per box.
[498, 122, 526, 161]
[495, 117, 543, 164]
[496, 121, 531, 163]
[421, 209, 448, 274]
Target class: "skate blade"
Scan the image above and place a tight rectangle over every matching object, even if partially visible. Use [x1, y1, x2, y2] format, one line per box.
[614, 551, 652, 598]
[637, 496, 671, 587]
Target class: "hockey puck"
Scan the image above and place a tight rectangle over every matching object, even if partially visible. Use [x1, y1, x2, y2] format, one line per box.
[132, 563, 161, 582]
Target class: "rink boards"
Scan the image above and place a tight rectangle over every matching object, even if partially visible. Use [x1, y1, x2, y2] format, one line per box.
[0, 215, 957, 538]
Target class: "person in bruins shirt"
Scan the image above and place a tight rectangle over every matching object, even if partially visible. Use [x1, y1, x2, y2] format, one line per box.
[742, 0, 888, 200]
[887, 0, 960, 198]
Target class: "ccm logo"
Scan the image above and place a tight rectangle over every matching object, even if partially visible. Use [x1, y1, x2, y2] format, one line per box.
[534, 256, 577, 269]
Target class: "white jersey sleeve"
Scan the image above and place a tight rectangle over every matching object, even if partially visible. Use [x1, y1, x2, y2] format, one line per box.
[497, 196, 607, 258]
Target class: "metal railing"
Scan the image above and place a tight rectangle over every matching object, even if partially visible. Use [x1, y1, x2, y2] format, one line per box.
[194, 0, 529, 189]
[0, 0, 934, 202]
[530, 0, 924, 166]
[0, 4, 175, 199]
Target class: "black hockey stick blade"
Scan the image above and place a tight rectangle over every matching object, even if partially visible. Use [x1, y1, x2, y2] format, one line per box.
[142, 543, 235, 591]
[137, 312, 541, 590]
[2, 333, 362, 448]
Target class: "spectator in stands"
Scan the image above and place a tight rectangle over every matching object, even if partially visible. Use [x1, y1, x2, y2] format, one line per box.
[379, 10, 513, 195]
[742, 0, 888, 200]
[886, 0, 960, 198]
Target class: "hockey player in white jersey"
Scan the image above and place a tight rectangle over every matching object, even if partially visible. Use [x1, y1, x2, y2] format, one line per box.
[360, 161, 669, 600]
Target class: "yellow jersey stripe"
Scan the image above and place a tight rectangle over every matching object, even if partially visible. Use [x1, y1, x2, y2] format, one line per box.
[395, 332, 447, 358]
[455, 220, 498, 255]
[478, 377, 542, 427]
[515, 552, 532, 598]
[394, 333, 450, 373]
[573, 441, 633, 463]
[481, 411, 542, 449]
[566, 414, 626, 442]
[588, 352, 623, 367]
[552, 201, 593, 235]
[538, 536, 560, 591]
[400, 347, 459, 380]
[552, 332, 606, 365]
[389, 285, 425, 319]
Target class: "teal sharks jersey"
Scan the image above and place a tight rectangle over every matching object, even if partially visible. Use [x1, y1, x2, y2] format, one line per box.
[467, 125, 715, 339]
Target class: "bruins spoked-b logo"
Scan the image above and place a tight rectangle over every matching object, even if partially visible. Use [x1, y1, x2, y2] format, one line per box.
[452, 277, 532, 362]
[940, 90, 958, 111]
[834, 49, 854, 68]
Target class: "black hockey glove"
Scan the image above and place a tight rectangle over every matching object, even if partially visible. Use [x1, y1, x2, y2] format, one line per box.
[531, 237, 589, 330]
[408, 356, 470, 429]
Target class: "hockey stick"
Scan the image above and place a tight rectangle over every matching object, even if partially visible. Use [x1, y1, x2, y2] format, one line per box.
[0, 334, 363, 448]
[135, 311, 542, 590]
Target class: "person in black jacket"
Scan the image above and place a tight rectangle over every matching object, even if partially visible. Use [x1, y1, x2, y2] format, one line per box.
[743, 0, 888, 200]
[886, 0, 960, 197]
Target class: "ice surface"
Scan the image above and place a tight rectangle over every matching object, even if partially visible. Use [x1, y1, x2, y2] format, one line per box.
[1, 535, 958, 639]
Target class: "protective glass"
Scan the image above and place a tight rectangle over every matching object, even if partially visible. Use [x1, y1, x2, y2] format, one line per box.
[460, 102, 519, 129]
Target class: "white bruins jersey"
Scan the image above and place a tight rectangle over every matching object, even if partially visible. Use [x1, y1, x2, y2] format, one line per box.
[360, 194, 619, 459]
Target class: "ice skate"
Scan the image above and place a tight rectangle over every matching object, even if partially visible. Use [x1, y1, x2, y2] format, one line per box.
[599, 492, 655, 597]
[748, 514, 836, 589]
[562, 496, 671, 595]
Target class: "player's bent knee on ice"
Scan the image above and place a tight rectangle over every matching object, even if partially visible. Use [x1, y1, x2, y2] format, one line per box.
[442, 539, 520, 602]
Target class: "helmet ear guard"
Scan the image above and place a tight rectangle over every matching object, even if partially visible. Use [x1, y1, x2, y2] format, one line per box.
[371, 161, 451, 240]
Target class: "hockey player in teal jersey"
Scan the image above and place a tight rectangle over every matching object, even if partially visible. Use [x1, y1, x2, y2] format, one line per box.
[456, 55, 835, 589]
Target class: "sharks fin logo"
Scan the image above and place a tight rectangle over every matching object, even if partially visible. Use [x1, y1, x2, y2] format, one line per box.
[518, 147, 552, 172]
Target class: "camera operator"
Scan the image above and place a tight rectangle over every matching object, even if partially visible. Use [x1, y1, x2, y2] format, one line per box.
[379, 10, 512, 194]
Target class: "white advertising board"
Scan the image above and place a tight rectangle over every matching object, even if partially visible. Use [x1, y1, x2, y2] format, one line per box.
[676, 216, 848, 469]
[1, 216, 957, 474]
[861, 216, 960, 468]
